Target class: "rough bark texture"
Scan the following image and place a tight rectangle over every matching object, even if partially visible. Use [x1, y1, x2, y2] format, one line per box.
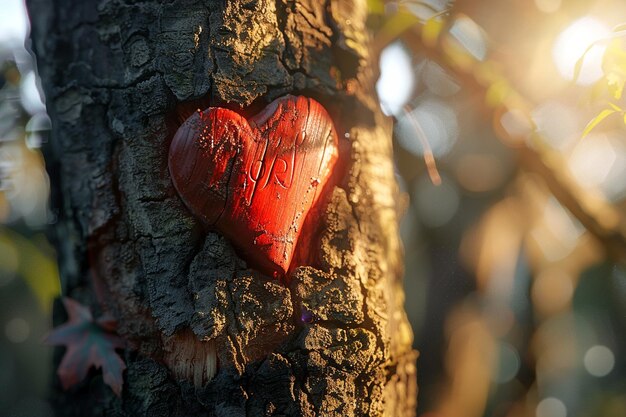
[28, 0, 417, 415]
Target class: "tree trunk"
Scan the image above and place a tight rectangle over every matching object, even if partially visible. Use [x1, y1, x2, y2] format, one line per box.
[28, 0, 417, 415]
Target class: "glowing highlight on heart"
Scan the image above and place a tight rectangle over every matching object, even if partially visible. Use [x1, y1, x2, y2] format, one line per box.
[169, 95, 339, 277]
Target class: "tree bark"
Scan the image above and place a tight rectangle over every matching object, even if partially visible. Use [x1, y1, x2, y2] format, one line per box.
[28, 0, 417, 415]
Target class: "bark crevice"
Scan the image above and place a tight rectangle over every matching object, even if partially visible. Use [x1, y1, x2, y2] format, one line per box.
[28, 0, 417, 415]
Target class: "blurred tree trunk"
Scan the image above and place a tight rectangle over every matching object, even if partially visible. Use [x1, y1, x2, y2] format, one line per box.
[27, 0, 417, 415]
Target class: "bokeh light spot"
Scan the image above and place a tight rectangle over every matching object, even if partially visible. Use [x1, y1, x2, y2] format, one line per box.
[552, 17, 610, 85]
[20, 71, 47, 116]
[5, 317, 30, 343]
[500, 109, 532, 141]
[568, 134, 626, 201]
[421, 60, 461, 97]
[405, 0, 449, 20]
[531, 197, 583, 262]
[494, 342, 521, 383]
[449, 16, 488, 61]
[0, 0, 29, 45]
[584, 345, 615, 377]
[536, 397, 567, 417]
[376, 42, 415, 116]
[396, 98, 458, 157]
[413, 175, 460, 228]
[531, 101, 579, 150]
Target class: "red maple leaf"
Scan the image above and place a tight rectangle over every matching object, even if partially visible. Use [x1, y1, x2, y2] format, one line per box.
[45, 297, 126, 396]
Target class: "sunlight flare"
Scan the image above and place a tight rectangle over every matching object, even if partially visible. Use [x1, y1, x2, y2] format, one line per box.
[552, 17, 610, 85]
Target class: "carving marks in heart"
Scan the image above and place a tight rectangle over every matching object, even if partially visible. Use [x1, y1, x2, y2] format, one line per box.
[168, 95, 339, 277]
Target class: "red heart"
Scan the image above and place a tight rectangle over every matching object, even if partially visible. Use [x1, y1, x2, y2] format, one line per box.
[169, 95, 339, 277]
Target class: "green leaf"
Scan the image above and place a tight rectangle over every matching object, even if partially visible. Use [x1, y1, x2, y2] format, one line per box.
[601, 40, 626, 100]
[373, 3, 450, 51]
[607, 102, 623, 111]
[573, 43, 599, 83]
[573, 34, 626, 83]
[422, 15, 445, 46]
[582, 108, 618, 138]
[606, 73, 625, 99]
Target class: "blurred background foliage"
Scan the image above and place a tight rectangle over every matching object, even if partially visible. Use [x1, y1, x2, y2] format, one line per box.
[0, 1, 59, 416]
[370, 0, 626, 417]
[1, 0, 626, 416]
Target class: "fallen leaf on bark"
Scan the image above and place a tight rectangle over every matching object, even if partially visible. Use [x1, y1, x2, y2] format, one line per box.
[45, 297, 126, 396]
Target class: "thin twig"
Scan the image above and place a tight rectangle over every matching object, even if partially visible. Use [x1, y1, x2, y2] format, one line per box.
[395, 20, 626, 264]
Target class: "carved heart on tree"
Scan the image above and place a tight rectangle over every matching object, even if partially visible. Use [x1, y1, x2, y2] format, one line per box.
[169, 95, 339, 277]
